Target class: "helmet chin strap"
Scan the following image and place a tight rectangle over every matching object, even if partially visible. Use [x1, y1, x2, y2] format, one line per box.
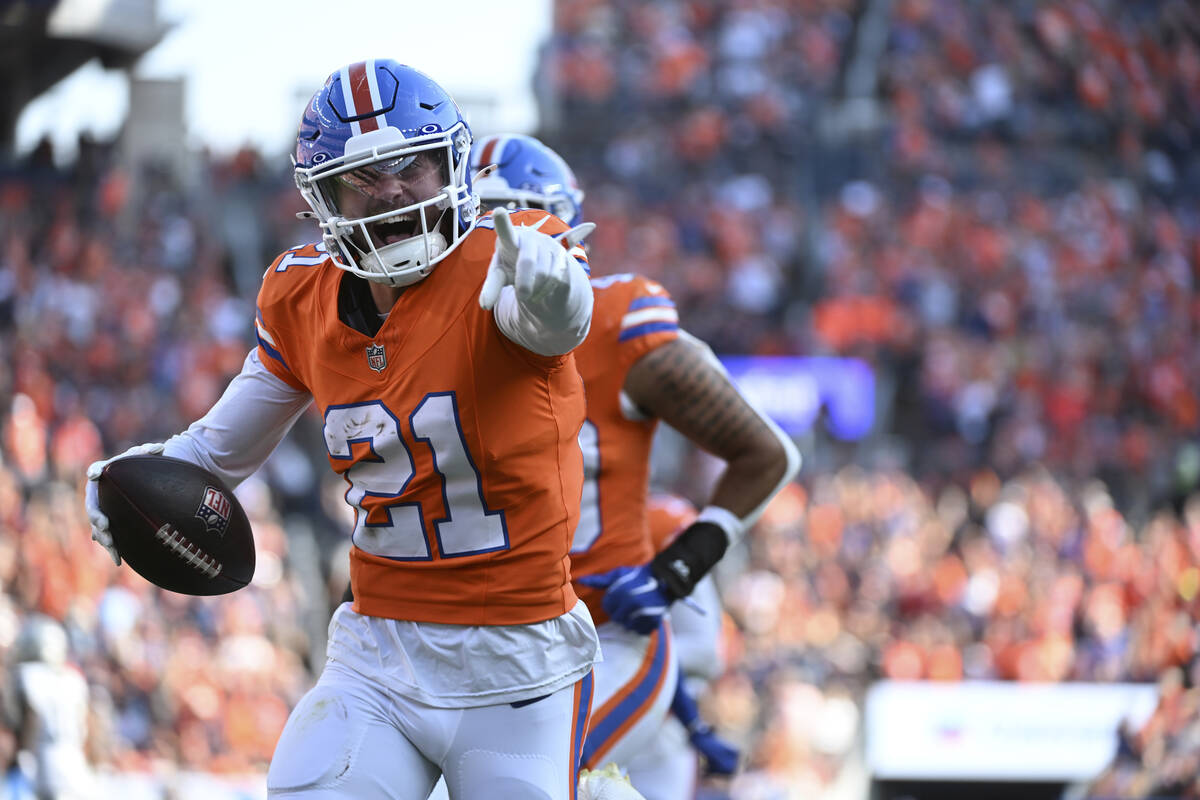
[357, 232, 449, 287]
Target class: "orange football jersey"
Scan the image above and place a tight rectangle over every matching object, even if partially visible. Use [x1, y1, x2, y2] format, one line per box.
[570, 273, 680, 622]
[254, 211, 587, 626]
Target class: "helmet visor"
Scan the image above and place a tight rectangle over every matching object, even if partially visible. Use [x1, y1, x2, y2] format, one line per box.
[317, 147, 448, 217]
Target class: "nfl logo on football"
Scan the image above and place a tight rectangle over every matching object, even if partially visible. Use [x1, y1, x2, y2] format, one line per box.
[367, 342, 387, 373]
[194, 486, 231, 537]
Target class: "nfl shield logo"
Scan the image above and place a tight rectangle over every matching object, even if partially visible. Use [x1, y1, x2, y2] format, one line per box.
[195, 486, 231, 537]
[366, 342, 387, 373]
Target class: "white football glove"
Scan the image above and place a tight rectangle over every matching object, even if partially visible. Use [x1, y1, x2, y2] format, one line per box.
[84, 442, 164, 566]
[478, 206, 596, 310]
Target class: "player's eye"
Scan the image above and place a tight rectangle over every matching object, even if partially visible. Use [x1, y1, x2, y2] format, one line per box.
[336, 168, 378, 195]
[373, 153, 420, 176]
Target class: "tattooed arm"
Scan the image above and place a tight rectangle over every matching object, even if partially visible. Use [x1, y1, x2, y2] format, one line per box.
[623, 332, 799, 527]
[581, 332, 800, 625]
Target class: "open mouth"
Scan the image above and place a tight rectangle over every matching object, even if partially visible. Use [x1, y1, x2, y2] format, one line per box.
[371, 214, 420, 247]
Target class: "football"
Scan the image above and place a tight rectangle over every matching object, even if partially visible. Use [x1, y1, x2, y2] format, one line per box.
[97, 455, 255, 595]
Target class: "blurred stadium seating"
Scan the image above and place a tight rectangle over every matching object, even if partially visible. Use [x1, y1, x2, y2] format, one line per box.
[1, 0, 1198, 797]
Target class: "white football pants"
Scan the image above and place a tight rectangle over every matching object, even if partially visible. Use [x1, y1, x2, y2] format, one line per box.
[581, 621, 678, 772]
[624, 714, 698, 800]
[268, 661, 593, 799]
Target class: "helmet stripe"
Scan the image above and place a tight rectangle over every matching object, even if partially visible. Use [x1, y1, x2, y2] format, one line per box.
[364, 58, 383, 118]
[477, 135, 505, 170]
[339, 63, 360, 136]
[342, 61, 380, 135]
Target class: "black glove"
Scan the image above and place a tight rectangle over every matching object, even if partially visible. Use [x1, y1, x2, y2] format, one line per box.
[650, 521, 728, 600]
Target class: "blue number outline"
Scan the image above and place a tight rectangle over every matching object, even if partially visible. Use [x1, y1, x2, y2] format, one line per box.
[325, 400, 431, 561]
[411, 391, 510, 558]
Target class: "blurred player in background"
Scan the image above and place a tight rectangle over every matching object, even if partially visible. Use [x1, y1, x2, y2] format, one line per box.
[85, 60, 602, 799]
[472, 135, 800, 786]
[623, 495, 738, 798]
[11, 616, 91, 800]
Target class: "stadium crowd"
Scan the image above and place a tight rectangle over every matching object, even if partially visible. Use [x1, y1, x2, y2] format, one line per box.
[0, 0, 1198, 797]
[545, 0, 1200, 509]
[539, 0, 1200, 795]
[543, 0, 1200, 794]
[0, 141, 326, 794]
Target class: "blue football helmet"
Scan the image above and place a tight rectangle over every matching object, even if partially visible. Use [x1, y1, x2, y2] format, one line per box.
[470, 134, 584, 227]
[294, 59, 478, 287]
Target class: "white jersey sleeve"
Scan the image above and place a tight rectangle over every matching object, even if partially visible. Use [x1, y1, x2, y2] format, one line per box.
[163, 348, 313, 488]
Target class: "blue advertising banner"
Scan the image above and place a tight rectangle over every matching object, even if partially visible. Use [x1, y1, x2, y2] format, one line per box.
[718, 356, 875, 440]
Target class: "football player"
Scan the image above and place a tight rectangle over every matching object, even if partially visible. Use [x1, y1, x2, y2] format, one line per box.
[471, 135, 799, 781]
[623, 495, 738, 798]
[85, 61, 601, 799]
[13, 616, 93, 800]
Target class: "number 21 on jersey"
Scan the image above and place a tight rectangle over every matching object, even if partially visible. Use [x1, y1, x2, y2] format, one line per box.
[323, 394, 509, 560]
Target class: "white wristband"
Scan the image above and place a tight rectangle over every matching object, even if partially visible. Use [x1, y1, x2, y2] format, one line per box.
[696, 505, 744, 547]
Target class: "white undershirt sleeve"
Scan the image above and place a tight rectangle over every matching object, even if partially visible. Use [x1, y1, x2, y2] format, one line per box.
[162, 349, 313, 488]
